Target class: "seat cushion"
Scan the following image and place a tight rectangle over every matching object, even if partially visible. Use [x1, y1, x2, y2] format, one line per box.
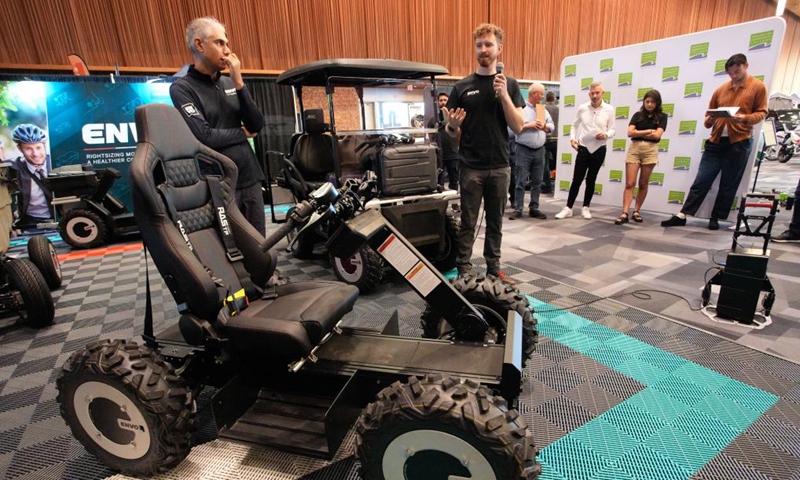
[222, 281, 359, 359]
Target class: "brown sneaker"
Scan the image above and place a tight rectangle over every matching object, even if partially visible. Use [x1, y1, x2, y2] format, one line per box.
[493, 270, 516, 286]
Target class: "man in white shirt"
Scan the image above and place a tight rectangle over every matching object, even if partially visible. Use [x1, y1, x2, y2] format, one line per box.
[510, 83, 553, 220]
[555, 81, 615, 219]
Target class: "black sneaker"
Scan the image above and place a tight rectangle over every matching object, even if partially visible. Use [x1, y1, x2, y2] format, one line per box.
[708, 218, 719, 231]
[772, 230, 800, 243]
[509, 211, 523, 220]
[529, 209, 547, 219]
[661, 215, 686, 227]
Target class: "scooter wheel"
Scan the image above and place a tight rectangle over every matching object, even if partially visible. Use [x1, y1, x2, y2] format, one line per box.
[356, 375, 541, 480]
[59, 209, 109, 249]
[330, 245, 383, 294]
[4, 257, 55, 328]
[27, 235, 63, 289]
[57, 339, 195, 477]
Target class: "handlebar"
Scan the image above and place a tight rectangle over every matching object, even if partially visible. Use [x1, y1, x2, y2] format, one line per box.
[260, 200, 315, 252]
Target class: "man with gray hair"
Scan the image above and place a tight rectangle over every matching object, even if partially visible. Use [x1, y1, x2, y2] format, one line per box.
[555, 81, 615, 219]
[510, 84, 553, 220]
[170, 16, 266, 235]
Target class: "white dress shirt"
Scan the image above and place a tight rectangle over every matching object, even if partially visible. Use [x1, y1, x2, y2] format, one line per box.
[570, 101, 616, 153]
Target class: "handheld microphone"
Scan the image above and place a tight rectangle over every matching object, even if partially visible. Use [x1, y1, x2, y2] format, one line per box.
[495, 62, 504, 98]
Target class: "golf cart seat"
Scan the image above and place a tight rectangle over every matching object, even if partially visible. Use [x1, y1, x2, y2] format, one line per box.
[282, 109, 336, 200]
[130, 104, 359, 359]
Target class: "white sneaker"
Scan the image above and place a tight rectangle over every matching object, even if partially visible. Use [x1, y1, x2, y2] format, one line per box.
[555, 207, 573, 219]
[582, 207, 592, 219]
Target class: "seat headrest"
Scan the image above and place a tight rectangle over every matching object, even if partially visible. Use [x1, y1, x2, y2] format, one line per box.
[135, 103, 202, 161]
[304, 109, 325, 135]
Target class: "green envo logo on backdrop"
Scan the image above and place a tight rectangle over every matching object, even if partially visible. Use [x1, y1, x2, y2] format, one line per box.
[600, 58, 614, 72]
[564, 95, 576, 107]
[581, 78, 594, 90]
[603, 91, 611, 103]
[679, 120, 697, 135]
[637, 88, 652, 101]
[701, 138, 707, 152]
[594, 184, 603, 195]
[662, 66, 679, 82]
[616, 106, 630, 119]
[565, 64, 577, 77]
[662, 104, 675, 117]
[649, 172, 665, 186]
[673, 156, 691, 170]
[609, 170, 623, 182]
[689, 42, 709, 60]
[668, 191, 686, 204]
[641, 51, 657, 67]
[749, 30, 774, 50]
[612, 139, 626, 151]
[658, 139, 670, 152]
[684, 82, 703, 98]
[562, 125, 572, 137]
[559, 180, 571, 191]
[714, 59, 728, 76]
[618, 73, 633, 87]
[561, 153, 573, 164]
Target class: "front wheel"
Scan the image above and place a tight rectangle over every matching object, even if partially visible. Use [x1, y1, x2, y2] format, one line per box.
[356, 375, 541, 480]
[764, 145, 780, 161]
[330, 245, 383, 294]
[421, 275, 538, 366]
[4, 257, 54, 328]
[778, 146, 793, 163]
[56, 340, 195, 477]
[27, 235, 63, 289]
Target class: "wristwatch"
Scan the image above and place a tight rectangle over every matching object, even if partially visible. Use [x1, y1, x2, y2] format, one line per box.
[447, 125, 457, 133]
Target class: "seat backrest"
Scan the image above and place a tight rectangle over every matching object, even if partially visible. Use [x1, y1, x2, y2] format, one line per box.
[131, 104, 276, 323]
[292, 109, 336, 182]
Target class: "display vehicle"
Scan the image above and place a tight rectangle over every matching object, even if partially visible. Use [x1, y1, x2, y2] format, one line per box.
[56, 103, 541, 480]
[276, 59, 460, 293]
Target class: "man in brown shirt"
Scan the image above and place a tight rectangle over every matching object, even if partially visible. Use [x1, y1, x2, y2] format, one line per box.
[662, 53, 767, 230]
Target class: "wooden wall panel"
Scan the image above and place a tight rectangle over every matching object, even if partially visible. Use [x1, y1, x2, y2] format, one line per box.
[1, 0, 799, 94]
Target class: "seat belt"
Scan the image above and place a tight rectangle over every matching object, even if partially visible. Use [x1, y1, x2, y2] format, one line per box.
[156, 183, 249, 315]
[206, 176, 263, 297]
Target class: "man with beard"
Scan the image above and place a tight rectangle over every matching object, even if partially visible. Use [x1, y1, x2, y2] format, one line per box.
[170, 16, 266, 235]
[443, 23, 524, 285]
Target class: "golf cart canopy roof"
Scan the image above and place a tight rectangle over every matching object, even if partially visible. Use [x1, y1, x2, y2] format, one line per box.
[276, 58, 449, 87]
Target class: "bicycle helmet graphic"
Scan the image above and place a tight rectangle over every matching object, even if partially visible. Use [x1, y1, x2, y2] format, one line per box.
[12, 124, 47, 144]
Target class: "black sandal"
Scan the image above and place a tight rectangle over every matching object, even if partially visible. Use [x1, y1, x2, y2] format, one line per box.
[615, 213, 629, 225]
[632, 211, 643, 223]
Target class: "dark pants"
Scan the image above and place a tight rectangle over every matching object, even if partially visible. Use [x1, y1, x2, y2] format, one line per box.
[566, 146, 606, 208]
[682, 138, 752, 220]
[508, 138, 517, 208]
[514, 144, 545, 212]
[236, 182, 266, 236]
[444, 158, 459, 190]
[458, 165, 510, 276]
[542, 140, 557, 192]
[789, 176, 800, 236]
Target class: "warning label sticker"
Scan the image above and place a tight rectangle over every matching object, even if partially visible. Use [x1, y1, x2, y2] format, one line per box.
[405, 262, 438, 297]
[377, 234, 416, 274]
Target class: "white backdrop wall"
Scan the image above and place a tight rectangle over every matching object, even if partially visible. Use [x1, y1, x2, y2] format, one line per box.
[556, 17, 786, 218]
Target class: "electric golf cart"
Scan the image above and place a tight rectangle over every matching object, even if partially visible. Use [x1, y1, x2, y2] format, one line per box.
[275, 59, 460, 293]
[0, 164, 61, 327]
[55, 104, 540, 479]
[46, 165, 139, 249]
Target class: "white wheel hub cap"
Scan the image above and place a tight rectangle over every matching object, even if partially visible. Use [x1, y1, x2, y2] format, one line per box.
[73, 381, 151, 459]
[382, 429, 496, 480]
[66, 217, 98, 244]
[334, 251, 364, 282]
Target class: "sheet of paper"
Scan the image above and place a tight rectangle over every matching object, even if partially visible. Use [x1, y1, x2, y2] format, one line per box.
[580, 130, 606, 154]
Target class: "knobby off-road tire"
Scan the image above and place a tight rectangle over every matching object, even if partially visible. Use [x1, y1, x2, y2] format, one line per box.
[421, 274, 538, 366]
[355, 374, 541, 480]
[428, 211, 460, 273]
[27, 235, 63, 289]
[59, 209, 109, 249]
[5, 257, 54, 328]
[57, 339, 195, 477]
[330, 245, 383, 294]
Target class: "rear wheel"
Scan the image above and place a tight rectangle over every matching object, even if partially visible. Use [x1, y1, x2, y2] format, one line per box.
[4, 257, 54, 328]
[330, 245, 383, 294]
[56, 340, 195, 477]
[426, 211, 459, 272]
[778, 146, 792, 163]
[421, 275, 538, 366]
[356, 375, 540, 480]
[764, 145, 780, 161]
[59, 209, 109, 249]
[27, 235, 62, 289]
